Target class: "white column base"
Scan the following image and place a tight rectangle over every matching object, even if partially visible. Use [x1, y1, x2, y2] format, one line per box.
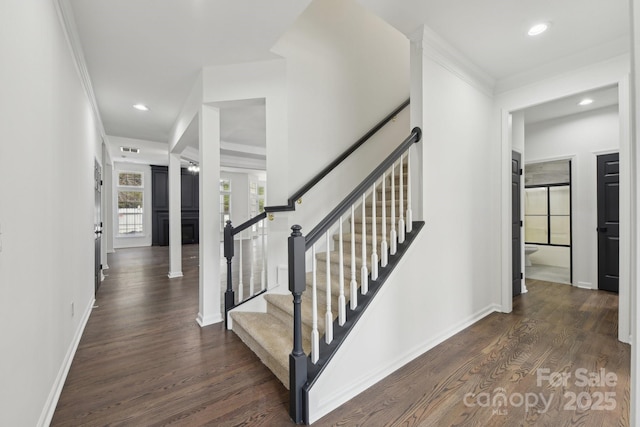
[168, 271, 183, 279]
[196, 312, 223, 327]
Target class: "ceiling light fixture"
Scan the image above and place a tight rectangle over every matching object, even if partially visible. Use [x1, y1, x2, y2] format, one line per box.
[133, 103, 150, 111]
[188, 162, 200, 173]
[578, 98, 594, 106]
[528, 23, 549, 36]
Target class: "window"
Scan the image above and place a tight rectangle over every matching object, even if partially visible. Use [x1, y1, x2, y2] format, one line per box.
[117, 171, 144, 236]
[220, 179, 231, 232]
[524, 184, 571, 246]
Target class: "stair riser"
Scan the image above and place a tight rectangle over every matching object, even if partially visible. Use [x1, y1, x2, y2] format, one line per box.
[231, 316, 291, 388]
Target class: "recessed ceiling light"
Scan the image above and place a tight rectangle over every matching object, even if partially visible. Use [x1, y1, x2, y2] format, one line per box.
[133, 103, 150, 111]
[528, 23, 549, 36]
[578, 98, 594, 106]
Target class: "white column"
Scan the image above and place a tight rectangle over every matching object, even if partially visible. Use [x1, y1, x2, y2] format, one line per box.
[197, 105, 223, 326]
[511, 112, 527, 294]
[168, 152, 183, 278]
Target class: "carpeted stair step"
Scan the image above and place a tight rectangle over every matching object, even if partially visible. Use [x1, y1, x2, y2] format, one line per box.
[265, 273, 359, 346]
[230, 311, 310, 389]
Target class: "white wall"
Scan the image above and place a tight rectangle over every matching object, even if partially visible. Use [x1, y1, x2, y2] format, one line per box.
[308, 27, 498, 421]
[112, 162, 153, 248]
[0, 1, 100, 425]
[530, 245, 571, 268]
[272, 0, 410, 232]
[525, 106, 620, 287]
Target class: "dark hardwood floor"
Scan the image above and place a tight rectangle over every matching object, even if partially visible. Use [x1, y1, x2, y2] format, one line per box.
[52, 247, 629, 426]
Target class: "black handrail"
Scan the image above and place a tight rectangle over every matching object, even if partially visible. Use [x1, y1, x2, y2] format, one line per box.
[266, 98, 410, 213]
[305, 127, 421, 249]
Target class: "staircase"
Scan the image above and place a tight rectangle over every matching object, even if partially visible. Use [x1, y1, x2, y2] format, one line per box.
[230, 167, 410, 388]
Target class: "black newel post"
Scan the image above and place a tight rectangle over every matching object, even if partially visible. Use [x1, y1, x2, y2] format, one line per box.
[223, 220, 235, 327]
[288, 225, 307, 424]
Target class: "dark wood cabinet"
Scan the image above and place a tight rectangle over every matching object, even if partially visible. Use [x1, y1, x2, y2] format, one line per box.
[151, 165, 199, 245]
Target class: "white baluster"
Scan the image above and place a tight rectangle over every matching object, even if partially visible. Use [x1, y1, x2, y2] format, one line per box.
[249, 229, 255, 296]
[370, 181, 379, 281]
[311, 245, 319, 364]
[260, 219, 266, 290]
[338, 217, 346, 326]
[406, 149, 413, 234]
[361, 193, 369, 294]
[398, 153, 406, 244]
[390, 162, 398, 255]
[350, 205, 358, 310]
[325, 231, 333, 344]
[381, 171, 388, 267]
[238, 230, 243, 302]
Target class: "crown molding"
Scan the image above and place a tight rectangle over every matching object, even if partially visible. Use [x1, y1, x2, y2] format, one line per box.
[410, 25, 495, 97]
[53, 0, 105, 138]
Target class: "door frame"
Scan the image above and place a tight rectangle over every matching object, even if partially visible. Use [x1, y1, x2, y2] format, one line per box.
[512, 150, 523, 297]
[498, 74, 631, 345]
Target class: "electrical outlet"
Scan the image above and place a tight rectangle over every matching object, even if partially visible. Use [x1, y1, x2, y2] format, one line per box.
[71, 302, 75, 317]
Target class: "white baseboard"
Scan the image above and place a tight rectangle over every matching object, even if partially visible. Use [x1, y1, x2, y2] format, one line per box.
[38, 297, 94, 427]
[167, 271, 183, 279]
[577, 281, 593, 289]
[309, 303, 501, 424]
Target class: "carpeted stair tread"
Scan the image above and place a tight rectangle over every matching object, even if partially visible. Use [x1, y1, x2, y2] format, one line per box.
[231, 311, 309, 389]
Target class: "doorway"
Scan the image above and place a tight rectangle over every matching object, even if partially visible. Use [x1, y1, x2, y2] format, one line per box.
[523, 160, 572, 285]
[500, 78, 630, 345]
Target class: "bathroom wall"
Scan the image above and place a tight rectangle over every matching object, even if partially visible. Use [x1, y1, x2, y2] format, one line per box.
[530, 245, 571, 268]
[525, 105, 619, 288]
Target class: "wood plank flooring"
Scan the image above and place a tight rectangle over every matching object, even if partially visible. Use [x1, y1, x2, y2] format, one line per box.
[52, 247, 629, 426]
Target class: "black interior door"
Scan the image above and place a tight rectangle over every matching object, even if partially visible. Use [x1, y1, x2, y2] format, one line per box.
[94, 160, 102, 294]
[512, 151, 522, 297]
[597, 153, 619, 293]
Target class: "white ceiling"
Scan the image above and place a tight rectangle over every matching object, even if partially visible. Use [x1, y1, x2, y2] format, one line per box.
[522, 85, 619, 125]
[69, 0, 311, 146]
[356, 0, 629, 87]
[70, 0, 630, 165]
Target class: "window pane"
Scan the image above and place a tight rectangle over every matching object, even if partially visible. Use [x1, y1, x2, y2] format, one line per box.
[220, 179, 230, 191]
[118, 172, 142, 187]
[525, 188, 548, 215]
[117, 190, 143, 234]
[550, 216, 571, 245]
[219, 194, 230, 213]
[525, 215, 548, 244]
[550, 186, 570, 215]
